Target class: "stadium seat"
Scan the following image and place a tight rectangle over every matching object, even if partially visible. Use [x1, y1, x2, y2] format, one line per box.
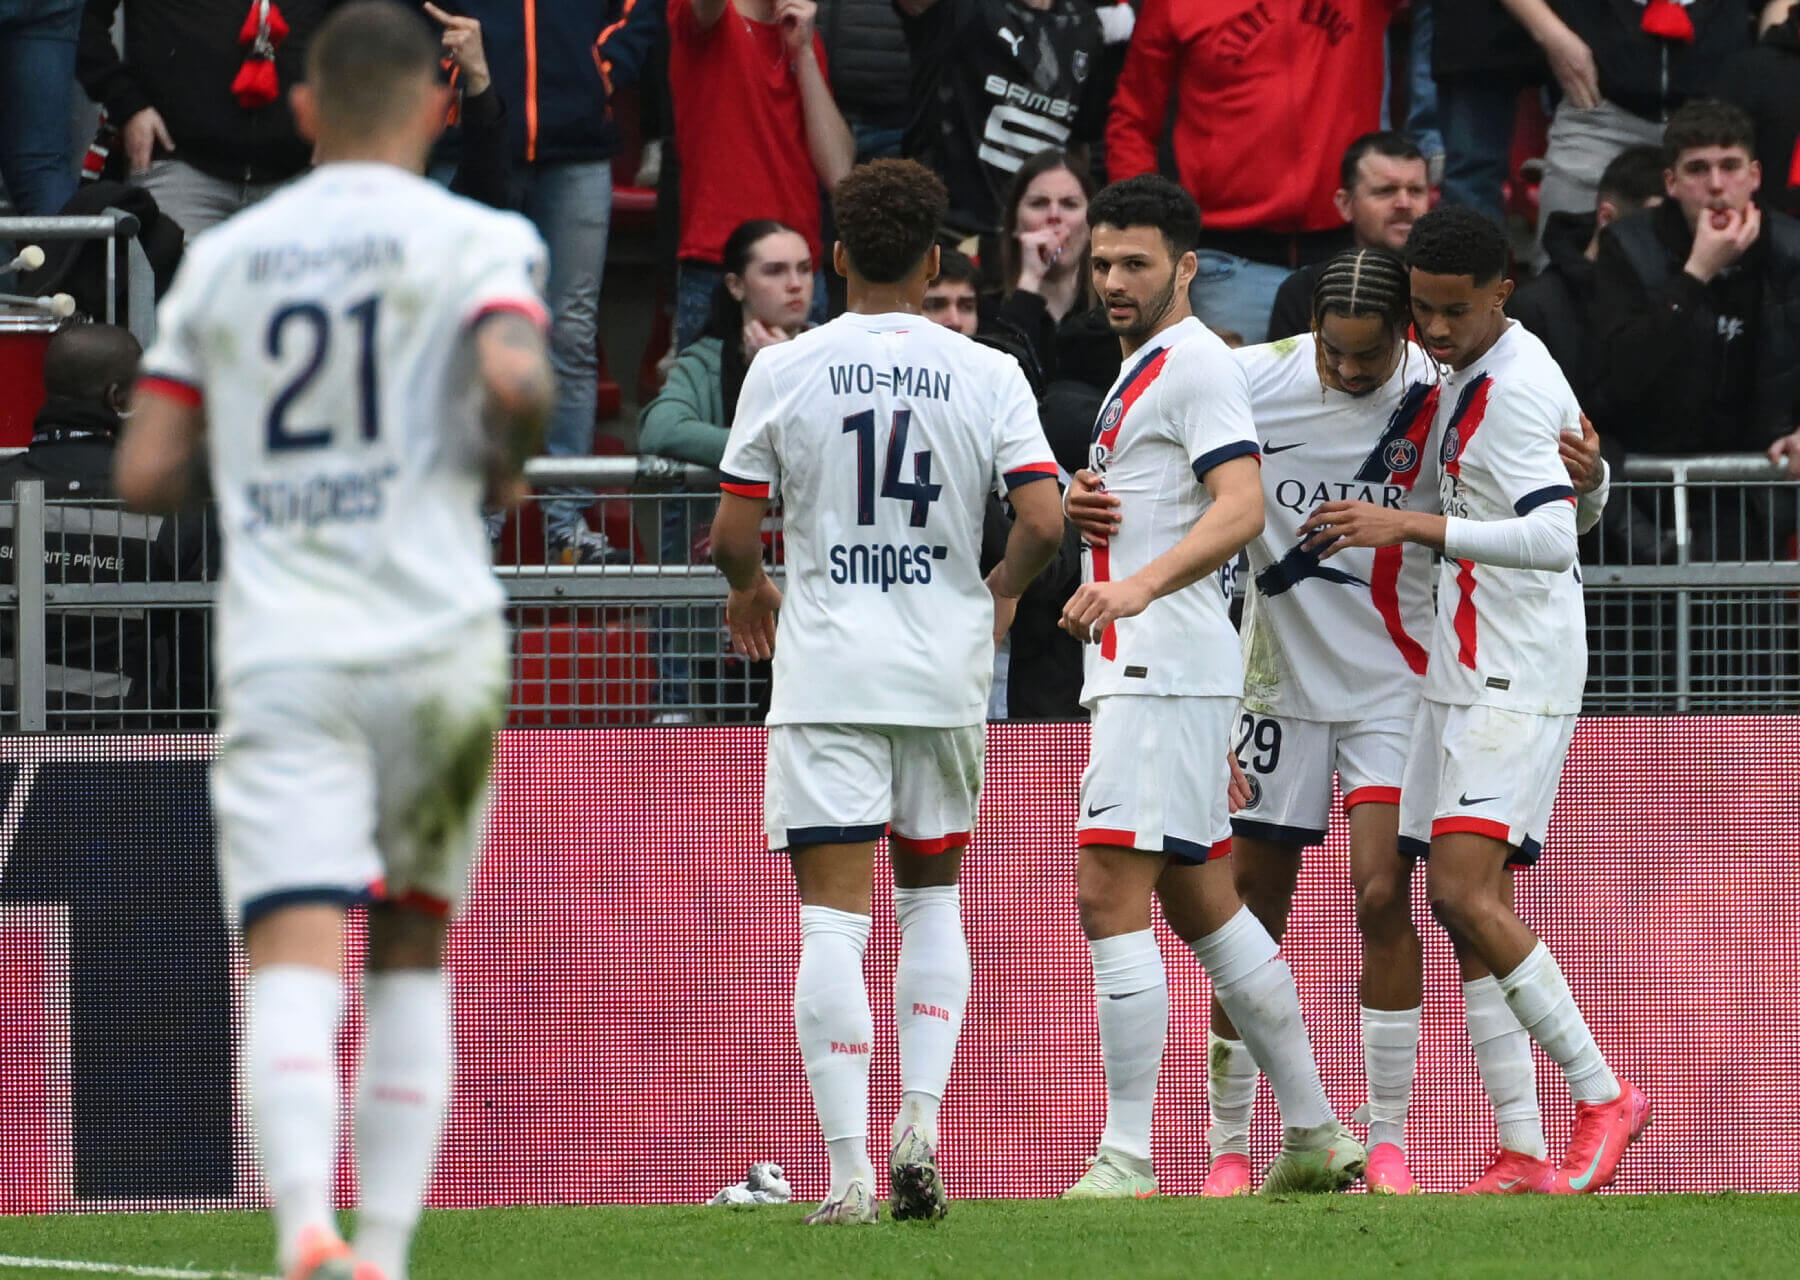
[509, 608, 657, 726]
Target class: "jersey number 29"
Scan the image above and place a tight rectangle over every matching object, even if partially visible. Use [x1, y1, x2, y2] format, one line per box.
[266, 295, 381, 452]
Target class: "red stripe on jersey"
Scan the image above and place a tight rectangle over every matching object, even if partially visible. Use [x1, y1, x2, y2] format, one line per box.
[719, 480, 770, 498]
[1453, 557, 1479, 669]
[1345, 785, 1401, 809]
[1443, 376, 1493, 480]
[1392, 384, 1439, 491]
[1432, 815, 1511, 843]
[1094, 347, 1172, 455]
[892, 830, 970, 855]
[1208, 836, 1233, 860]
[1088, 544, 1118, 660]
[1371, 544, 1429, 676]
[469, 297, 551, 330]
[137, 374, 203, 408]
[1077, 827, 1138, 849]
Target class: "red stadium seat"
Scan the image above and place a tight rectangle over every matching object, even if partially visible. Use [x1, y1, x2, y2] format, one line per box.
[509, 609, 657, 726]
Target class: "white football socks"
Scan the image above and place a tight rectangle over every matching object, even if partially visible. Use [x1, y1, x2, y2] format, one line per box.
[1205, 1031, 1258, 1158]
[247, 965, 345, 1269]
[353, 971, 451, 1280]
[1497, 943, 1619, 1105]
[1463, 975, 1545, 1159]
[1192, 908, 1333, 1132]
[795, 905, 874, 1196]
[892, 885, 970, 1149]
[1090, 929, 1167, 1163]
[1361, 1005, 1421, 1152]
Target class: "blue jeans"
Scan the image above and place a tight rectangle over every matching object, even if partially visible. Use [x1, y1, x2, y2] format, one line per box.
[0, 0, 81, 216]
[1406, 0, 1443, 162]
[676, 261, 829, 352]
[517, 160, 612, 539]
[1188, 251, 1292, 347]
[1438, 78, 1518, 225]
[853, 124, 904, 163]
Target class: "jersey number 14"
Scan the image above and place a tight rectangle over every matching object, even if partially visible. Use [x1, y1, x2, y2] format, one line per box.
[842, 409, 943, 528]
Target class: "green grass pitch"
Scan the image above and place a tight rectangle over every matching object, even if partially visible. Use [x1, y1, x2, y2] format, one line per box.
[3, 1197, 1799, 1280]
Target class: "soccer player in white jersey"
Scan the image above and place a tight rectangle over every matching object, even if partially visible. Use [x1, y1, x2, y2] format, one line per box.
[1299, 205, 1648, 1196]
[1054, 175, 1365, 1200]
[1072, 248, 1608, 1196]
[116, 8, 552, 1278]
[710, 158, 1065, 1225]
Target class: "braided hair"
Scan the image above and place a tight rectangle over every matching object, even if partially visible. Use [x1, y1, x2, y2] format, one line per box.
[1310, 247, 1415, 392]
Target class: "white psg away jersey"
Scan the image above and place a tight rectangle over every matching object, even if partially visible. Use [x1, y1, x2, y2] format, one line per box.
[1423, 321, 1586, 715]
[1080, 316, 1260, 705]
[140, 163, 547, 683]
[718, 312, 1057, 727]
[1234, 333, 1439, 723]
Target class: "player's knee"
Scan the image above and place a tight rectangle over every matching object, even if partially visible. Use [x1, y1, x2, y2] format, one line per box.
[1355, 873, 1410, 939]
[365, 905, 449, 971]
[1075, 880, 1143, 940]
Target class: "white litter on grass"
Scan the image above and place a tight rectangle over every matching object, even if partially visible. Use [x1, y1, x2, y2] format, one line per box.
[708, 1161, 792, 1206]
[0, 1254, 274, 1280]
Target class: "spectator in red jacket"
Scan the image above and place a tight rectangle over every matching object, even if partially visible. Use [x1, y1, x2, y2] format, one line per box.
[670, 0, 855, 350]
[1105, 0, 1395, 342]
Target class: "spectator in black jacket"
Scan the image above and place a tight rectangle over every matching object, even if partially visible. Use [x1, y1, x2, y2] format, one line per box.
[1430, 0, 1546, 223]
[77, 0, 346, 236]
[1267, 132, 1430, 341]
[1592, 101, 1800, 465]
[1502, 0, 1774, 267]
[1717, 0, 1800, 217]
[819, 0, 910, 160]
[0, 325, 211, 729]
[1511, 143, 1664, 400]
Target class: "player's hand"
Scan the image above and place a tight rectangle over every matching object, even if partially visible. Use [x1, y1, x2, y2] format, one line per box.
[1686, 202, 1762, 283]
[1769, 427, 1800, 473]
[1066, 468, 1121, 547]
[1560, 412, 1604, 493]
[1226, 752, 1252, 814]
[985, 567, 1020, 646]
[726, 574, 782, 662]
[425, 4, 492, 96]
[742, 318, 794, 361]
[123, 107, 175, 174]
[1298, 499, 1414, 558]
[484, 469, 531, 511]
[1013, 226, 1066, 293]
[775, 0, 817, 56]
[1060, 576, 1152, 642]
[1544, 26, 1600, 111]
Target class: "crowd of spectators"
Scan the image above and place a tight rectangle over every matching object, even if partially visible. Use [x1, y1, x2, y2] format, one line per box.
[2, 0, 1799, 718]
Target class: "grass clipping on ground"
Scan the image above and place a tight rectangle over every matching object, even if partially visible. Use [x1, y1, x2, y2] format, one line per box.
[1, 1196, 1798, 1280]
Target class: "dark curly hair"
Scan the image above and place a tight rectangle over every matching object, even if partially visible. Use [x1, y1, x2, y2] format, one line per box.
[1403, 205, 1510, 286]
[1662, 99, 1756, 168]
[1087, 174, 1200, 259]
[831, 159, 949, 285]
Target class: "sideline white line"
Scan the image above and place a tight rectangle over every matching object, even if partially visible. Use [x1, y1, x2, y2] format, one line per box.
[0, 1255, 274, 1280]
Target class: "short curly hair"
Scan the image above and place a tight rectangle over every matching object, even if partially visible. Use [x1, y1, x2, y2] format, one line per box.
[831, 159, 949, 285]
[1404, 205, 1510, 286]
[1087, 175, 1201, 257]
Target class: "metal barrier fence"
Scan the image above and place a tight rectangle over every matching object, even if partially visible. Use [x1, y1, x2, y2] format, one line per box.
[3, 454, 1796, 729]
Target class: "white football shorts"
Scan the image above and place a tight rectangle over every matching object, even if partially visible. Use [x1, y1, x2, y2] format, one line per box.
[1077, 694, 1236, 864]
[1397, 698, 1576, 867]
[212, 613, 509, 926]
[763, 722, 985, 853]
[1230, 712, 1412, 848]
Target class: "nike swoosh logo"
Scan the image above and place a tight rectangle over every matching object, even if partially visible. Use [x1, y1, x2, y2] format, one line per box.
[1458, 792, 1501, 805]
[1134, 1189, 1156, 1199]
[1566, 1134, 1610, 1191]
[1261, 442, 1305, 454]
[1086, 802, 1121, 818]
[1497, 1177, 1524, 1190]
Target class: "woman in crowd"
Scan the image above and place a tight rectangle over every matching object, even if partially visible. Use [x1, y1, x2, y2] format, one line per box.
[638, 218, 814, 719]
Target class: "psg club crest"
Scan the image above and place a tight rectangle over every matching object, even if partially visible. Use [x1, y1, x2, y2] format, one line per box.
[1441, 426, 1461, 465]
[1101, 400, 1123, 431]
[1244, 774, 1262, 809]
[1383, 438, 1419, 474]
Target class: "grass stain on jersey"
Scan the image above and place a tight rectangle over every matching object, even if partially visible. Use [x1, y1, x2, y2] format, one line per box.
[1239, 591, 1284, 711]
[1271, 336, 1301, 357]
[406, 690, 504, 862]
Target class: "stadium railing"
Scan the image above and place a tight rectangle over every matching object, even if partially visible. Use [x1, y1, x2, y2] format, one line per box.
[3, 454, 1796, 730]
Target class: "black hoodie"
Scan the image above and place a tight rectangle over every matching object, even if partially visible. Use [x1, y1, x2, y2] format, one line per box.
[1510, 209, 1600, 401]
[1553, 0, 1754, 124]
[1715, 11, 1800, 218]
